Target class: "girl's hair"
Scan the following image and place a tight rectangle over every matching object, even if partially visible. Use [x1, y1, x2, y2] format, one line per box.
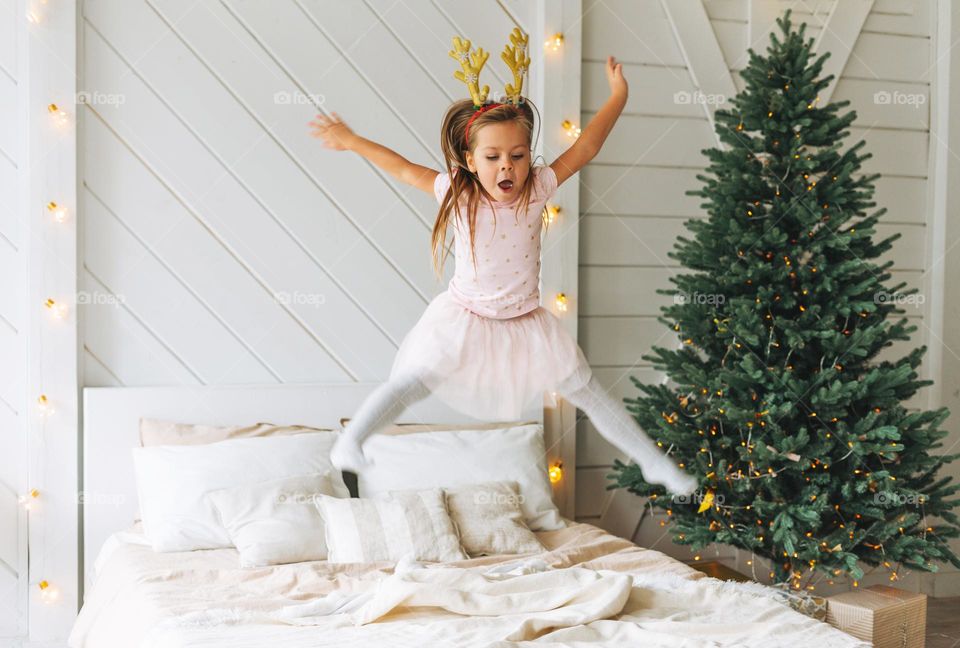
[430, 97, 549, 280]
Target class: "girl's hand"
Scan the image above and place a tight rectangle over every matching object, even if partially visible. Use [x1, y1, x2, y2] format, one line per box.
[308, 112, 357, 151]
[605, 56, 627, 101]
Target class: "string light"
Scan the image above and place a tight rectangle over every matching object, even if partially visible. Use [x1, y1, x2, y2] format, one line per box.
[36, 394, 53, 417]
[548, 461, 564, 483]
[47, 103, 68, 127]
[545, 204, 561, 223]
[554, 292, 568, 312]
[44, 298, 67, 319]
[18, 489, 40, 511]
[38, 580, 59, 604]
[46, 201, 68, 223]
[561, 120, 581, 139]
[544, 33, 564, 51]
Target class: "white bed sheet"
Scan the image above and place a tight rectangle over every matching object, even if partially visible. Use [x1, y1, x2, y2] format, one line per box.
[69, 519, 868, 648]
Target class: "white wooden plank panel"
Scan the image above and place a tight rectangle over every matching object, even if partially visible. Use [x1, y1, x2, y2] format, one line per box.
[0, 158, 16, 246]
[0, 0, 14, 81]
[0, 561, 18, 635]
[80, 270, 209, 387]
[582, 0, 686, 67]
[82, 107, 354, 381]
[833, 79, 929, 130]
[0, 483, 17, 574]
[83, 192, 286, 384]
[217, 0, 440, 220]
[582, 60, 702, 117]
[814, 0, 874, 104]
[137, 0, 442, 341]
[0, 242, 20, 331]
[575, 465, 618, 517]
[840, 32, 929, 82]
[713, 17, 748, 73]
[82, 349, 124, 388]
[579, 167, 704, 217]
[863, 0, 929, 36]
[579, 315, 677, 367]
[0, 74, 16, 164]
[705, 0, 747, 22]
[82, 17, 388, 381]
[587, 113, 715, 167]
[300, 1, 447, 164]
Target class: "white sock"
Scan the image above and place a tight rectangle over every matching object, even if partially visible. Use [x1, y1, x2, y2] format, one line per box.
[330, 372, 432, 472]
[560, 375, 698, 495]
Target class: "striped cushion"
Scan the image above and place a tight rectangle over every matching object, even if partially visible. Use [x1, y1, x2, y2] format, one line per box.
[313, 489, 467, 564]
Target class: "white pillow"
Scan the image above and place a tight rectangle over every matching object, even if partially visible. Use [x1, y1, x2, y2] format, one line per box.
[206, 472, 335, 567]
[443, 481, 545, 557]
[356, 424, 564, 531]
[314, 489, 467, 564]
[132, 432, 349, 552]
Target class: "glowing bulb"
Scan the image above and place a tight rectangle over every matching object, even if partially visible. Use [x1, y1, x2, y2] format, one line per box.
[19, 489, 40, 511]
[561, 120, 581, 138]
[38, 580, 59, 604]
[548, 461, 563, 483]
[36, 394, 53, 417]
[47, 103, 68, 126]
[47, 201, 68, 223]
[554, 292, 568, 312]
[544, 33, 564, 51]
[545, 204, 561, 223]
[44, 298, 67, 319]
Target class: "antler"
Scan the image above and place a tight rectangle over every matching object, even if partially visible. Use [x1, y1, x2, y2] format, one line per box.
[449, 36, 490, 106]
[500, 28, 529, 103]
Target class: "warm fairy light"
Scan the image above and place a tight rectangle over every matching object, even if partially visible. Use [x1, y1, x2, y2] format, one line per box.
[548, 461, 563, 483]
[19, 489, 40, 511]
[545, 204, 561, 223]
[44, 298, 67, 319]
[36, 394, 53, 417]
[38, 580, 59, 604]
[47, 103, 68, 127]
[544, 33, 564, 51]
[561, 120, 581, 138]
[47, 201, 68, 223]
[554, 292, 568, 312]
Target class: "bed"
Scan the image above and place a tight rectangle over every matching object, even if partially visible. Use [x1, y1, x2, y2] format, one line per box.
[69, 384, 868, 647]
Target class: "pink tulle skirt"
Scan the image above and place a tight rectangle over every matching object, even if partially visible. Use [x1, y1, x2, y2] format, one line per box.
[389, 290, 593, 421]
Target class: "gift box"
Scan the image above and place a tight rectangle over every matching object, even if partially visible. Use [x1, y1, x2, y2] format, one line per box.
[826, 585, 926, 648]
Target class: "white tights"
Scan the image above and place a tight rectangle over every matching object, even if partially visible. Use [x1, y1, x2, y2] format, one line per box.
[329, 371, 698, 495]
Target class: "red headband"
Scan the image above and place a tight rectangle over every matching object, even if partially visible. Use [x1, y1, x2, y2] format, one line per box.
[464, 102, 503, 145]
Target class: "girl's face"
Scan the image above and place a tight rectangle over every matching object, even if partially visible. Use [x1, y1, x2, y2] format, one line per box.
[465, 120, 531, 202]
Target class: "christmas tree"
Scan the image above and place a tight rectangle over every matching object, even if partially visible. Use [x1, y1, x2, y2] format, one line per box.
[610, 10, 960, 589]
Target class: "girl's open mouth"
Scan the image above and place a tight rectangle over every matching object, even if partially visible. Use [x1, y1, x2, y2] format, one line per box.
[498, 179, 514, 192]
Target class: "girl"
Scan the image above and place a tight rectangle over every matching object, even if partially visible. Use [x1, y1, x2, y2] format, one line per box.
[308, 36, 697, 496]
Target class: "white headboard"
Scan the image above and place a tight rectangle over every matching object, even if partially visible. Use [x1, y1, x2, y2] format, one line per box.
[81, 383, 545, 593]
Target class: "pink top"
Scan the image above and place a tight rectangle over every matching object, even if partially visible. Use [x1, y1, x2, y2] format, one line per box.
[433, 165, 559, 319]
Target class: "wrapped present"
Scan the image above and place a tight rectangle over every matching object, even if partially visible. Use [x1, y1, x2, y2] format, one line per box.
[826, 585, 926, 648]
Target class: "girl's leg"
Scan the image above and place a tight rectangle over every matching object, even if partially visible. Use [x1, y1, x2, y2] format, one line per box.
[330, 371, 433, 472]
[558, 374, 698, 495]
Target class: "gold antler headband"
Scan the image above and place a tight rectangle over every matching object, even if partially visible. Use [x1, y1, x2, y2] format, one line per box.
[451, 28, 530, 144]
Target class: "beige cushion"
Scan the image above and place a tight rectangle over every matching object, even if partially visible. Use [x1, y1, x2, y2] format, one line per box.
[444, 481, 544, 557]
[140, 418, 334, 447]
[314, 489, 467, 564]
[206, 472, 337, 568]
[339, 417, 539, 436]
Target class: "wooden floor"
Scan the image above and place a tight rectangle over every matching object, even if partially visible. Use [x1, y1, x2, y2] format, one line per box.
[927, 597, 960, 648]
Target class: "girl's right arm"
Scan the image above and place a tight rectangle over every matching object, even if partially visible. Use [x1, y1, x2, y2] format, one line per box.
[309, 112, 439, 195]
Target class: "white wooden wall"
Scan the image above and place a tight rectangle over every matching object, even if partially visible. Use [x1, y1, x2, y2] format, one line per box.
[0, 0, 28, 638]
[573, 0, 953, 593]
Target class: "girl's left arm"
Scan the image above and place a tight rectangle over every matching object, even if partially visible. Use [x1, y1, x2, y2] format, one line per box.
[550, 56, 627, 187]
